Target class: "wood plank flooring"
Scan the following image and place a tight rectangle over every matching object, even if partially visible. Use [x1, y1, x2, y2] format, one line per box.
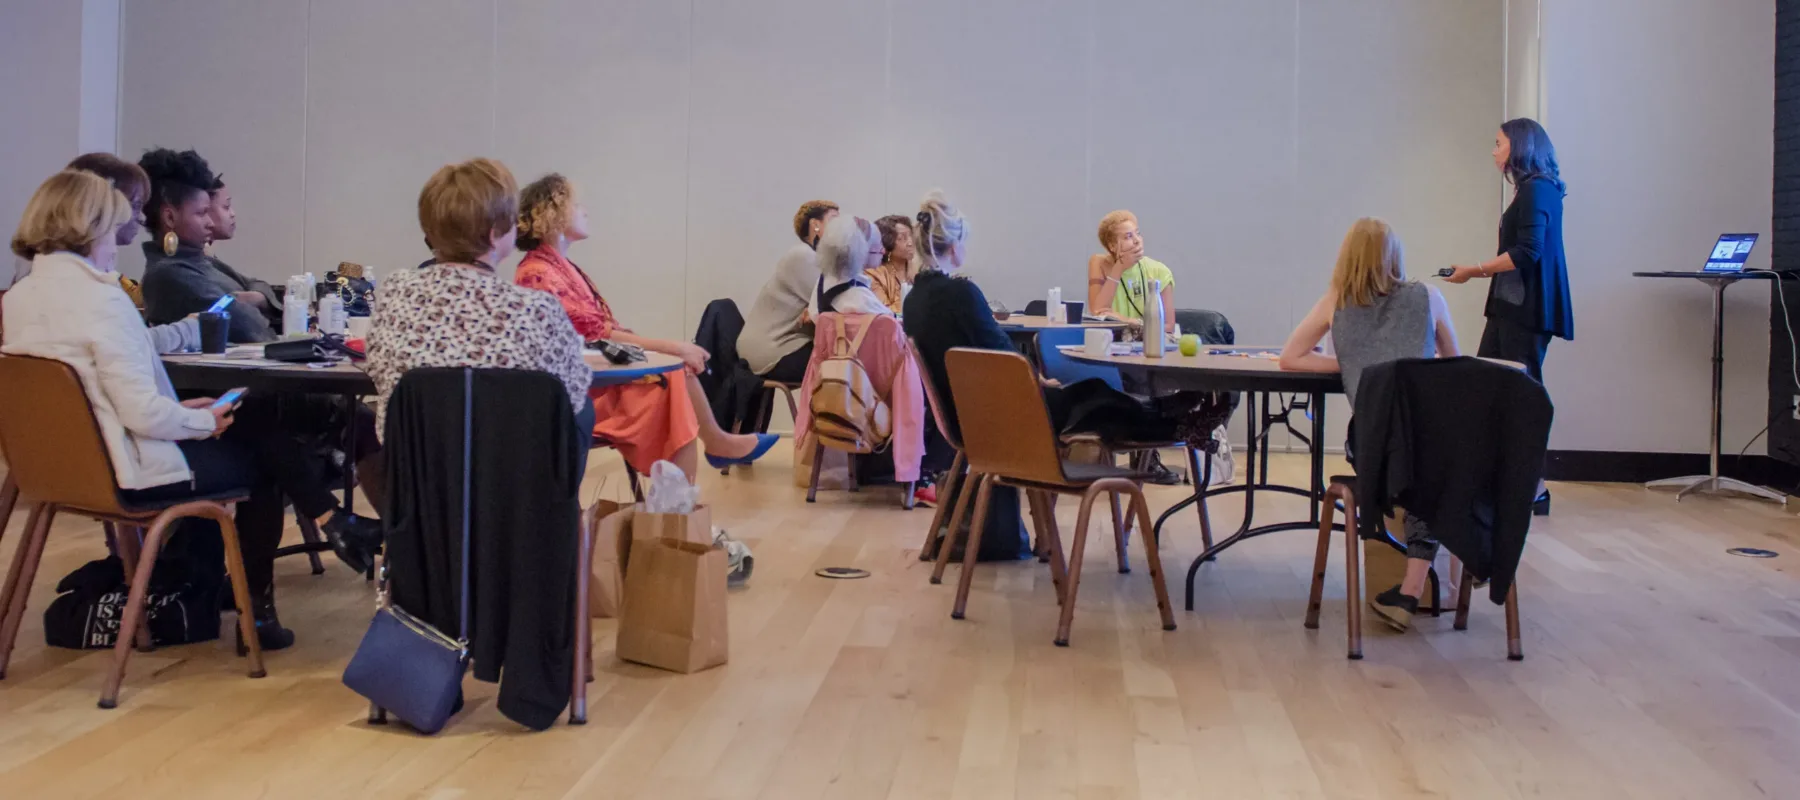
[1, 443, 1798, 799]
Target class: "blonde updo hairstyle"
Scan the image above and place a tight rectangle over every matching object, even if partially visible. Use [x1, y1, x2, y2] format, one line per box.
[914, 189, 967, 272]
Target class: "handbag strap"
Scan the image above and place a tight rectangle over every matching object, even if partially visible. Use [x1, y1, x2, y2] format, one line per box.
[459, 368, 472, 648]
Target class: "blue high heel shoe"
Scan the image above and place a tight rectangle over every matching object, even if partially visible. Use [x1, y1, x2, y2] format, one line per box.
[707, 433, 779, 470]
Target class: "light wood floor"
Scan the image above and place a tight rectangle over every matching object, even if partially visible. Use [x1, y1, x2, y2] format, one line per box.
[2, 444, 1799, 799]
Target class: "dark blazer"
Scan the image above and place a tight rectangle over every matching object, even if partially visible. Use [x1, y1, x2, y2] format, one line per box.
[383, 368, 583, 731]
[140, 242, 280, 343]
[1352, 357, 1553, 604]
[1486, 177, 1573, 340]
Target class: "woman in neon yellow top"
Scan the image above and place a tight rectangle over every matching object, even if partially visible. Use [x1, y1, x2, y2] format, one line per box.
[1086, 209, 1176, 333]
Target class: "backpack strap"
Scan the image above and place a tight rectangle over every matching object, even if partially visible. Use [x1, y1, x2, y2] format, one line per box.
[843, 315, 878, 359]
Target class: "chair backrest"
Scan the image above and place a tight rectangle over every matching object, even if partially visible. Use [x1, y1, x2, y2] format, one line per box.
[943, 348, 1067, 485]
[0, 355, 128, 514]
[1174, 308, 1235, 345]
[907, 336, 960, 451]
[1022, 299, 1047, 317]
[1033, 326, 1123, 391]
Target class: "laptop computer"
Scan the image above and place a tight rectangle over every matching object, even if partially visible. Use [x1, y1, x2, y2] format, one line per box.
[1703, 233, 1758, 273]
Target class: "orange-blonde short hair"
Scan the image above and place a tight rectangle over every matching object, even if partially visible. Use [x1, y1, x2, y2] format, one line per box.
[11, 170, 132, 260]
[1097, 209, 1138, 251]
[418, 158, 518, 264]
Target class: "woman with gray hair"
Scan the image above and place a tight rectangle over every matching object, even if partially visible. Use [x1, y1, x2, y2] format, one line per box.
[812, 215, 891, 316]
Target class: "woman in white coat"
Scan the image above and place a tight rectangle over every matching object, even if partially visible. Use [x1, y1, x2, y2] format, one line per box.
[3, 170, 376, 651]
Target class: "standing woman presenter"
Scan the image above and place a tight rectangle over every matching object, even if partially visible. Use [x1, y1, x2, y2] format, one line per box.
[1444, 117, 1572, 512]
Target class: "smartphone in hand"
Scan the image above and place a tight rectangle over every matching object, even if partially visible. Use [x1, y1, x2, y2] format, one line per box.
[210, 387, 249, 410]
[205, 294, 236, 314]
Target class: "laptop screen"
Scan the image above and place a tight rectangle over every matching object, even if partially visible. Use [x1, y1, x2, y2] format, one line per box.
[1704, 233, 1758, 273]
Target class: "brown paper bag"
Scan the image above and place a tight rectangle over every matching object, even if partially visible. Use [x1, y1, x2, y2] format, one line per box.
[588, 500, 633, 618]
[631, 504, 712, 547]
[792, 430, 851, 489]
[617, 538, 729, 673]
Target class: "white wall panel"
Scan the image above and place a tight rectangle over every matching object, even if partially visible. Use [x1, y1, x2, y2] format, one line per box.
[888, 0, 1090, 309]
[685, 0, 889, 329]
[494, 0, 691, 339]
[118, 0, 308, 281]
[303, 0, 496, 278]
[0, 2, 84, 288]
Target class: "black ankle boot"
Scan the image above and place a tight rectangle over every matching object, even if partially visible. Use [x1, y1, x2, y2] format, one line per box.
[320, 510, 385, 574]
[236, 588, 296, 654]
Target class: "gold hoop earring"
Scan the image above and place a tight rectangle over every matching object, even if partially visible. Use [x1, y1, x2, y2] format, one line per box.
[162, 231, 178, 256]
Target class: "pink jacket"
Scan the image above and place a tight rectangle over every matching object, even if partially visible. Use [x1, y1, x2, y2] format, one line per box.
[795, 313, 926, 482]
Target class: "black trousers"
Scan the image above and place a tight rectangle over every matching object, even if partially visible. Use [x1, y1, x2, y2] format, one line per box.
[118, 437, 285, 597]
[759, 342, 814, 385]
[1477, 317, 1552, 384]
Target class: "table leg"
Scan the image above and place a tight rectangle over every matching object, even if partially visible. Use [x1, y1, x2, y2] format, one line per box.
[341, 393, 358, 516]
[1182, 391, 1268, 610]
[1310, 391, 1326, 524]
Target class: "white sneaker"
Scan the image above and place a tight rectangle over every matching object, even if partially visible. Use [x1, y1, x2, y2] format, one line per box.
[1208, 426, 1234, 486]
[713, 527, 753, 585]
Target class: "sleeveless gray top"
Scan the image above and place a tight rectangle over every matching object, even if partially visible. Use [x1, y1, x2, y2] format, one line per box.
[1331, 281, 1434, 406]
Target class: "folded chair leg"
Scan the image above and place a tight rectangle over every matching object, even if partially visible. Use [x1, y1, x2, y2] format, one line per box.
[0, 474, 15, 553]
[0, 503, 53, 680]
[1186, 446, 1215, 551]
[931, 471, 981, 585]
[626, 465, 645, 504]
[950, 476, 996, 621]
[208, 505, 265, 680]
[1304, 490, 1337, 631]
[901, 481, 915, 510]
[1505, 583, 1523, 661]
[1453, 565, 1475, 631]
[1109, 494, 1130, 574]
[1344, 490, 1363, 661]
[806, 440, 825, 503]
[112, 526, 155, 652]
[1053, 487, 1105, 646]
[294, 512, 328, 575]
[920, 451, 963, 560]
[1125, 487, 1176, 633]
[570, 511, 592, 725]
[1042, 492, 1071, 607]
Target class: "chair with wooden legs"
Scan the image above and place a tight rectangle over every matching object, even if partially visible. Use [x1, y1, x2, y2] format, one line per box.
[0, 355, 265, 705]
[722, 381, 798, 477]
[910, 338, 965, 573]
[1304, 475, 1522, 661]
[939, 348, 1176, 646]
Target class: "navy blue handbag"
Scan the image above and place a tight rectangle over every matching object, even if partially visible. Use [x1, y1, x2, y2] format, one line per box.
[341, 369, 474, 734]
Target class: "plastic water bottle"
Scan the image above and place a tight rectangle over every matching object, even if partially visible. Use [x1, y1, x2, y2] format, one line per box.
[283, 275, 310, 337]
[1047, 286, 1062, 323]
[318, 294, 346, 335]
[1145, 279, 1166, 358]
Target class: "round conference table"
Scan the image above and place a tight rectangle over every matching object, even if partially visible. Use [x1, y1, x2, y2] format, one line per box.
[160, 348, 684, 533]
[995, 314, 1128, 370]
[1065, 346, 1342, 611]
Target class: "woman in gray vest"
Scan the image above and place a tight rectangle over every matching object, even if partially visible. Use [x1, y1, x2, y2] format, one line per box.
[1279, 217, 1460, 632]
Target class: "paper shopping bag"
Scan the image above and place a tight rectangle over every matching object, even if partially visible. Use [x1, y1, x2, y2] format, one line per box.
[631, 504, 713, 547]
[792, 430, 850, 490]
[617, 538, 730, 674]
[588, 500, 632, 618]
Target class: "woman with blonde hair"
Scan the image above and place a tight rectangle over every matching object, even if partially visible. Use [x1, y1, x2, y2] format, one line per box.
[510, 173, 776, 477]
[1279, 217, 1459, 631]
[1087, 210, 1176, 334]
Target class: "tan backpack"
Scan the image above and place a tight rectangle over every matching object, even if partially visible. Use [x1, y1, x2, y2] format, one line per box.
[809, 318, 897, 454]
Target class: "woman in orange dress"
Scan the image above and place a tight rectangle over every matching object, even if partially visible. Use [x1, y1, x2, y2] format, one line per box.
[514, 174, 775, 480]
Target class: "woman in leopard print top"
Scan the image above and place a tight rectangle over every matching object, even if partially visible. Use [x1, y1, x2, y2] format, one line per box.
[366, 159, 591, 436]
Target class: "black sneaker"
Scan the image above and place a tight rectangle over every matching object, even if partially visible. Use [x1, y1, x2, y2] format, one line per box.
[320, 510, 384, 574]
[1143, 452, 1183, 486]
[1370, 585, 1419, 632]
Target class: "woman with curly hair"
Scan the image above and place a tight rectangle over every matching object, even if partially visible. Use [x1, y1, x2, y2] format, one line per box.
[512, 173, 776, 479]
[137, 148, 278, 343]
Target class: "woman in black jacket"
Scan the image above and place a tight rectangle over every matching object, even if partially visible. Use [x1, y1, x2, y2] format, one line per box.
[1445, 118, 1573, 382]
[137, 149, 280, 343]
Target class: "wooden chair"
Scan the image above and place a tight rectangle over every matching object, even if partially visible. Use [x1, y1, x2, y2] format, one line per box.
[803, 315, 915, 509]
[940, 348, 1176, 646]
[0, 355, 265, 707]
[909, 338, 967, 575]
[723, 380, 799, 476]
[1304, 475, 1522, 661]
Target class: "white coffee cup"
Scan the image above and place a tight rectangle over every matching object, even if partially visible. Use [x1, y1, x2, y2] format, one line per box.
[346, 315, 372, 340]
[1084, 327, 1114, 357]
